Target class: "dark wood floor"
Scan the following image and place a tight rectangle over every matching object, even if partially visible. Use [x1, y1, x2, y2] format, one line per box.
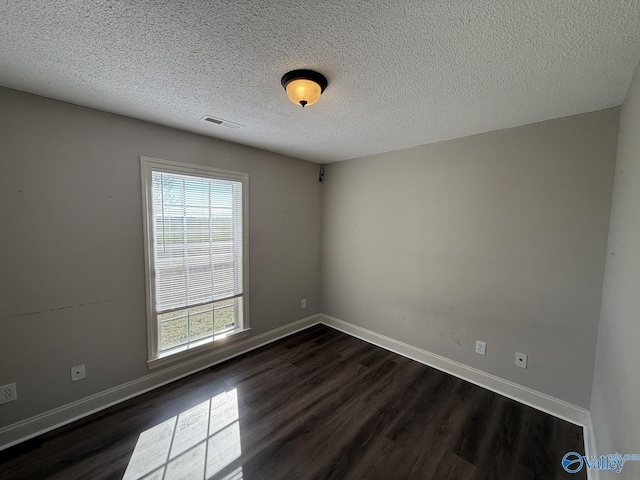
[0, 324, 586, 480]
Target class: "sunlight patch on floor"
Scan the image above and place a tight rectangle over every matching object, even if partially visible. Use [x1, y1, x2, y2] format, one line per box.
[123, 388, 242, 480]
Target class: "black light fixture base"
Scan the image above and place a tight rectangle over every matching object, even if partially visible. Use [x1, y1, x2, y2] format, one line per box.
[281, 69, 328, 92]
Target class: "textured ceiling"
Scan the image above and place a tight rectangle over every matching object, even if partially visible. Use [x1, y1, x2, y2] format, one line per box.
[1, 1, 639, 163]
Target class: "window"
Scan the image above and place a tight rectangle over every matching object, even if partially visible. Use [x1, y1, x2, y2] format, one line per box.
[141, 157, 249, 367]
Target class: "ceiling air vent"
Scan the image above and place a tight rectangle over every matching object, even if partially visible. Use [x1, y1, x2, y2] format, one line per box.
[202, 115, 243, 130]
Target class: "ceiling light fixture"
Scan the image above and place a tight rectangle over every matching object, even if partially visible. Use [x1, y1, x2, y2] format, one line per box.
[281, 69, 328, 107]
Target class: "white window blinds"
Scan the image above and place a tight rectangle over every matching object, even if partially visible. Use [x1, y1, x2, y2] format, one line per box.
[152, 171, 243, 314]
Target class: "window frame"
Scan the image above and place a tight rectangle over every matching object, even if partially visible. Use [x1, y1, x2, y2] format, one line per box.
[140, 156, 250, 369]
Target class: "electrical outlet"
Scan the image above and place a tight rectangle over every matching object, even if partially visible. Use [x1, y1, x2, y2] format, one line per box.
[71, 364, 86, 382]
[475, 340, 486, 356]
[515, 352, 528, 369]
[301, 299, 307, 308]
[0, 383, 17, 405]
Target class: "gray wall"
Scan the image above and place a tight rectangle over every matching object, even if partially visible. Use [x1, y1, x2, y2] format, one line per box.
[0, 88, 321, 426]
[0, 81, 630, 439]
[591, 62, 640, 479]
[321, 110, 619, 407]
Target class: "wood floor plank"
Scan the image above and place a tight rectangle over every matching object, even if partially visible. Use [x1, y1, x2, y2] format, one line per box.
[432, 451, 476, 480]
[0, 325, 587, 480]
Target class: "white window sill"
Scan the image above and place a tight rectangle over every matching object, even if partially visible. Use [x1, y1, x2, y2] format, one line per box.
[147, 327, 252, 370]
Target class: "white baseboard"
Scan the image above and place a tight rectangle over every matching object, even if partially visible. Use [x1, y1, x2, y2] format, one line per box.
[2, 312, 597, 469]
[318, 314, 590, 427]
[583, 413, 600, 480]
[0, 314, 321, 451]
[320, 314, 601, 475]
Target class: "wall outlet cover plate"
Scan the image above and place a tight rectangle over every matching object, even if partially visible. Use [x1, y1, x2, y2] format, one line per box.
[515, 352, 528, 368]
